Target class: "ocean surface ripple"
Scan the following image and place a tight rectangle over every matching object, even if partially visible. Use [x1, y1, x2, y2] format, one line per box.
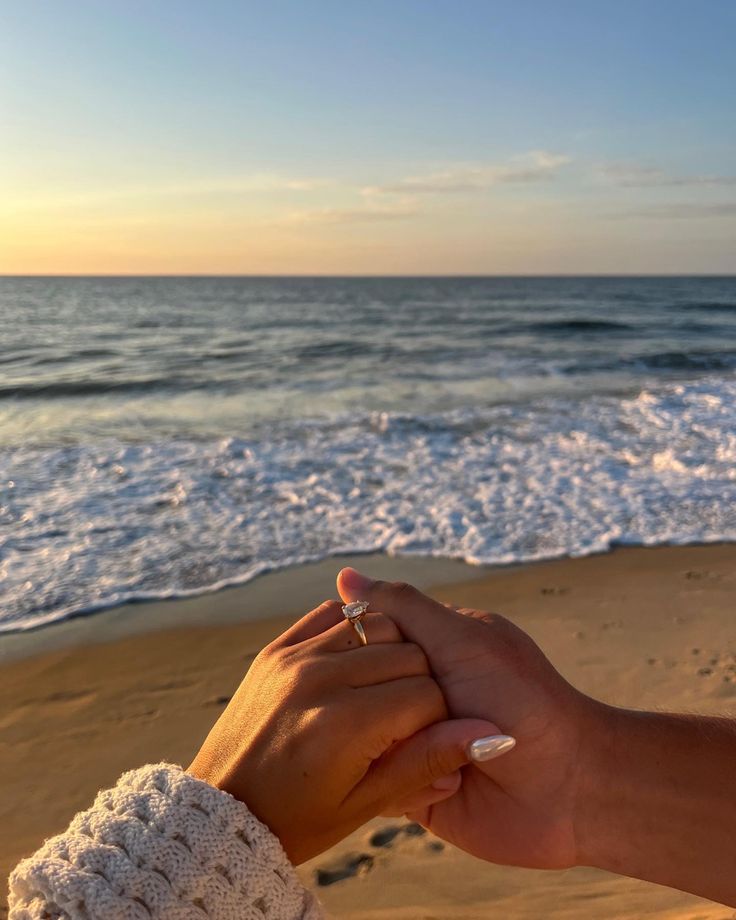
[1, 276, 735, 631]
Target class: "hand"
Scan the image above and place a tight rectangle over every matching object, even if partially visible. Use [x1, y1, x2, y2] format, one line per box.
[337, 569, 597, 870]
[189, 599, 499, 864]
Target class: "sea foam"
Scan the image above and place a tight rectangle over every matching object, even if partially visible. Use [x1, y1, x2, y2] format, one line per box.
[2, 375, 735, 632]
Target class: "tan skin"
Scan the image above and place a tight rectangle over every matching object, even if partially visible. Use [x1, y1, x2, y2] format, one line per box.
[189, 599, 499, 865]
[338, 568, 736, 908]
[190, 569, 736, 906]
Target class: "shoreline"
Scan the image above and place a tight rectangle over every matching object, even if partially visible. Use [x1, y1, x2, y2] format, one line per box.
[3, 540, 733, 664]
[0, 553, 483, 664]
[2, 542, 735, 918]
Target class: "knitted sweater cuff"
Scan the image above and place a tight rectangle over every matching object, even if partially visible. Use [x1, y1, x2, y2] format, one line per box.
[8, 763, 323, 919]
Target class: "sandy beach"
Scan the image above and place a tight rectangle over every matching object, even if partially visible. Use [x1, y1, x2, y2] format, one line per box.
[2, 543, 735, 919]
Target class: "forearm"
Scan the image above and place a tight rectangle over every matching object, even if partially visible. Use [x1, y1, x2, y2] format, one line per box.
[576, 704, 736, 906]
[9, 764, 321, 919]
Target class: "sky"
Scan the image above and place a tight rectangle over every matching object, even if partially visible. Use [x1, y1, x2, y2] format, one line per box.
[1, 0, 735, 275]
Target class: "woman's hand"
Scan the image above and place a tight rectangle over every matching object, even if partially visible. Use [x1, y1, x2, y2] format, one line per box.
[189, 599, 500, 864]
[337, 569, 595, 870]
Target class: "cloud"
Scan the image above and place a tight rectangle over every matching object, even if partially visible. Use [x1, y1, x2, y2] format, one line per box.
[366, 151, 570, 196]
[600, 163, 736, 188]
[282, 199, 419, 225]
[276, 151, 569, 225]
[626, 202, 736, 219]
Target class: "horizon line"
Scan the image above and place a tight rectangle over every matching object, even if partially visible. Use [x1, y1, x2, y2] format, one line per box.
[2, 272, 735, 280]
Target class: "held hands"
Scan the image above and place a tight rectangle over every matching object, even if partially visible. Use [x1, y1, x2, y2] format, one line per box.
[189, 599, 501, 864]
[190, 569, 595, 870]
[190, 570, 736, 908]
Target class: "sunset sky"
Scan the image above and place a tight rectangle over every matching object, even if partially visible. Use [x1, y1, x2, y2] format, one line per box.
[2, 0, 735, 275]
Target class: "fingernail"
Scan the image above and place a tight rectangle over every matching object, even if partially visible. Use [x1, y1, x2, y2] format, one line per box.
[340, 567, 374, 593]
[468, 735, 516, 762]
[431, 771, 461, 792]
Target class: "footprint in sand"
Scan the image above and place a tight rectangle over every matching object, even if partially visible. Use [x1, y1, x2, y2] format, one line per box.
[205, 694, 232, 706]
[315, 853, 374, 886]
[369, 826, 402, 847]
[690, 650, 736, 688]
[684, 569, 722, 582]
[370, 823, 426, 848]
[315, 823, 437, 887]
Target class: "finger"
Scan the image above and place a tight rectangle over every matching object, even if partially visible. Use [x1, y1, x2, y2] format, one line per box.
[314, 611, 403, 651]
[380, 771, 461, 817]
[354, 675, 448, 755]
[334, 642, 430, 688]
[349, 717, 503, 815]
[273, 600, 344, 647]
[385, 736, 518, 818]
[337, 568, 468, 668]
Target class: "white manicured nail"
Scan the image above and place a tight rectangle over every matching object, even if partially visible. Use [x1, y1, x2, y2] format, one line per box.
[468, 735, 516, 762]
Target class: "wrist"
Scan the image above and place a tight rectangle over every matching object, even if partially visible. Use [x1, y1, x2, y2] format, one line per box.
[572, 706, 736, 906]
[571, 697, 625, 869]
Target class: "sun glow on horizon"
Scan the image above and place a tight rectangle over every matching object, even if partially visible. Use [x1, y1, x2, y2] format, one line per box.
[2, 1, 735, 275]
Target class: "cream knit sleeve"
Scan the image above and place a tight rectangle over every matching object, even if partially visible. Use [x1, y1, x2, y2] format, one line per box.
[8, 763, 323, 919]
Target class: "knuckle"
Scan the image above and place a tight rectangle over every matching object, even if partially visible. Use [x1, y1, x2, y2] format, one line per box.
[486, 612, 525, 646]
[304, 703, 331, 731]
[315, 598, 341, 615]
[466, 608, 503, 627]
[466, 610, 519, 646]
[254, 640, 282, 667]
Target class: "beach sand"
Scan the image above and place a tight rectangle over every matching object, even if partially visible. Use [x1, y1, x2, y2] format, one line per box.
[1, 544, 735, 918]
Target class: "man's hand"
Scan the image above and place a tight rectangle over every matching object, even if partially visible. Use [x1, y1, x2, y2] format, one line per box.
[338, 568, 736, 910]
[337, 568, 597, 869]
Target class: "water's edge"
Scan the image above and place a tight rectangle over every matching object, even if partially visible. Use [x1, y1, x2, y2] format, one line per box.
[0, 552, 485, 662]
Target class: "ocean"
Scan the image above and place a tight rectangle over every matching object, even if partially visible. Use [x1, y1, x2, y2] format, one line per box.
[1, 275, 735, 632]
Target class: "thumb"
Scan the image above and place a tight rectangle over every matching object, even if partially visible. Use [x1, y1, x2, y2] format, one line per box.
[337, 567, 467, 665]
[349, 718, 515, 814]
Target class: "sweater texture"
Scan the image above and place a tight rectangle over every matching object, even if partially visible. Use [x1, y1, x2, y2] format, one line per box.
[8, 763, 323, 919]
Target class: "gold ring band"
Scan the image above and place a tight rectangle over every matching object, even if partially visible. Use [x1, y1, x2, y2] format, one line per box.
[352, 619, 368, 645]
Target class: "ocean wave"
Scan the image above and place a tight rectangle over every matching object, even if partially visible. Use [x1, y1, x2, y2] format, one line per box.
[2, 375, 735, 632]
[575, 350, 736, 374]
[526, 319, 635, 333]
[0, 377, 182, 399]
[638, 350, 736, 370]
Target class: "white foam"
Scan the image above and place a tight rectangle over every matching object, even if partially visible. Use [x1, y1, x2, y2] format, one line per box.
[2, 375, 736, 632]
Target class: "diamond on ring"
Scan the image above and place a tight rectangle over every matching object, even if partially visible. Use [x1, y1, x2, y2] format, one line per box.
[342, 600, 369, 622]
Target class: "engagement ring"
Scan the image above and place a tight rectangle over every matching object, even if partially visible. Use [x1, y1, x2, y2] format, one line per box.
[342, 600, 369, 646]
